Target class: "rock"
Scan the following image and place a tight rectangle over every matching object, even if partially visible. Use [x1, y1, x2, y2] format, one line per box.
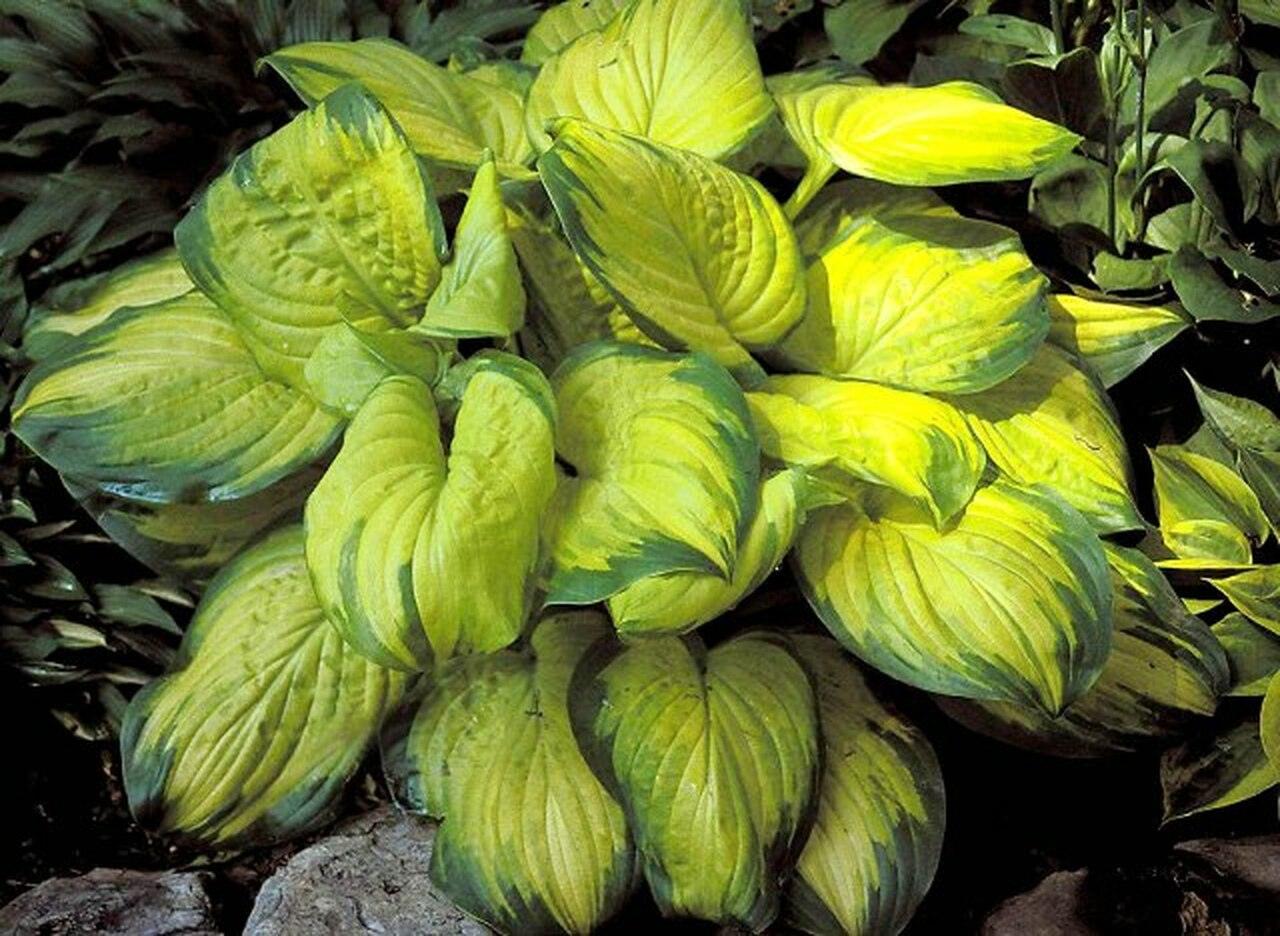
[0, 868, 221, 935]
[980, 869, 1101, 936]
[1176, 835, 1280, 897]
[243, 806, 487, 936]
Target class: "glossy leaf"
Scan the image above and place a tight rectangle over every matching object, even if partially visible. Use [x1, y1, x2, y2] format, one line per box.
[305, 356, 557, 670]
[1046, 293, 1189, 387]
[525, 0, 772, 160]
[573, 630, 819, 930]
[946, 345, 1142, 533]
[176, 84, 448, 389]
[546, 342, 760, 605]
[748, 375, 984, 525]
[539, 120, 805, 382]
[121, 526, 409, 846]
[794, 481, 1112, 713]
[12, 295, 341, 504]
[784, 635, 945, 936]
[382, 612, 636, 935]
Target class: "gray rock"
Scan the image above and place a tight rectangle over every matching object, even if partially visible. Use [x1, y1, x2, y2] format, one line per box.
[0, 868, 221, 936]
[1176, 835, 1280, 897]
[981, 869, 1101, 936]
[243, 806, 488, 936]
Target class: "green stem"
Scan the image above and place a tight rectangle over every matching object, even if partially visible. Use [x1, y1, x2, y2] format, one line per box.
[1134, 0, 1147, 177]
[1050, 0, 1066, 54]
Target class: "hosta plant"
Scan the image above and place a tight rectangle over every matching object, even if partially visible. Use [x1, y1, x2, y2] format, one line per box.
[9, 0, 1246, 931]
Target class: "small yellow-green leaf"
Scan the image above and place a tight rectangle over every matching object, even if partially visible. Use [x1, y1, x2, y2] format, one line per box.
[539, 120, 805, 382]
[1160, 711, 1279, 821]
[1162, 519, 1255, 566]
[305, 355, 557, 670]
[1210, 565, 1280, 635]
[748, 375, 985, 525]
[382, 611, 636, 935]
[176, 84, 448, 389]
[574, 629, 820, 930]
[521, 0, 629, 65]
[1262, 673, 1280, 777]
[525, 0, 773, 160]
[940, 545, 1229, 756]
[418, 157, 525, 338]
[946, 345, 1142, 533]
[1151, 444, 1269, 561]
[121, 526, 408, 846]
[1047, 293, 1189, 387]
[606, 468, 816, 637]
[772, 191, 1047, 393]
[794, 481, 1112, 713]
[546, 342, 760, 605]
[1213, 612, 1280, 696]
[263, 39, 533, 179]
[304, 323, 451, 418]
[12, 295, 340, 504]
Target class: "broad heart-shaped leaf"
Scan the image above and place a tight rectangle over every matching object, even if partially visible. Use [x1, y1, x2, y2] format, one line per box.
[775, 79, 1078, 212]
[525, 0, 772, 161]
[794, 480, 1112, 713]
[417, 157, 525, 339]
[545, 342, 760, 605]
[66, 468, 319, 584]
[783, 635, 945, 936]
[572, 629, 820, 930]
[939, 545, 1229, 757]
[521, 0, 629, 65]
[175, 83, 448, 391]
[1151, 444, 1269, 562]
[12, 294, 341, 504]
[539, 120, 806, 383]
[1046, 293, 1190, 388]
[771, 187, 1048, 393]
[23, 248, 192, 361]
[945, 345, 1142, 534]
[1160, 708, 1279, 822]
[381, 612, 636, 935]
[263, 39, 533, 180]
[606, 469, 817, 638]
[1210, 566, 1280, 636]
[747, 375, 985, 526]
[306, 355, 556, 671]
[1214, 613, 1280, 697]
[121, 526, 409, 846]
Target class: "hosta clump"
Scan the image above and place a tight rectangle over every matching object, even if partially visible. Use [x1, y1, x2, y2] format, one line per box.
[9, 0, 1232, 931]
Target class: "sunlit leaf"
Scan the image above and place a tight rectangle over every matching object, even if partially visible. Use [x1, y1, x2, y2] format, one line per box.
[1046, 293, 1189, 387]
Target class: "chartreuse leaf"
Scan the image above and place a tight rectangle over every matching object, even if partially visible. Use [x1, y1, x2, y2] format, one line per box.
[525, 0, 772, 160]
[121, 526, 409, 846]
[606, 469, 819, 638]
[176, 84, 448, 390]
[381, 611, 636, 935]
[1046, 293, 1190, 388]
[539, 120, 805, 382]
[775, 79, 1078, 212]
[305, 355, 556, 670]
[546, 343, 760, 605]
[1210, 566, 1280, 636]
[791, 179, 957, 259]
[1213, 613, 1280, 697]
[521, 0, 629, 65]
[263, 39, 533, 178]
[783, 635, 944, 936]
[12, 294, 341, 504]
[772, 191, 1047, 393]
[1190, 377, 1280, 535]
[418, 157, 525, 339]
[573, 630, 819, 929]
[305, 323, 451, 418]
[747, 375, 985, 525]
[946, 345, 1142, 533]
[1160, 709, 1278, 821]
[794, 481, 1112, 712]
[1263, 674, 1280, 778]
[940, 546, 1228, 757]
[1151, 444, 1269, 563]
[23, 248, 192, 361]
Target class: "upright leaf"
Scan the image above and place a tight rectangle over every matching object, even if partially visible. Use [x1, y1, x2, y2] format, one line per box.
[121, 527, 408, 846]
[382, 612, 636, 935]
[573, 630, 820, 930]
[539, 120, 805, 382]
[546, 342, 760, 605]
[176, 84, 448, 389]
[305, 355, 556, 670]
[1151, 444, 1269, 562]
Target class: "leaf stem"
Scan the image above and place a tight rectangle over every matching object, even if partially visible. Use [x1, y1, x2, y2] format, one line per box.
[1050, 0, 1066, 54]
